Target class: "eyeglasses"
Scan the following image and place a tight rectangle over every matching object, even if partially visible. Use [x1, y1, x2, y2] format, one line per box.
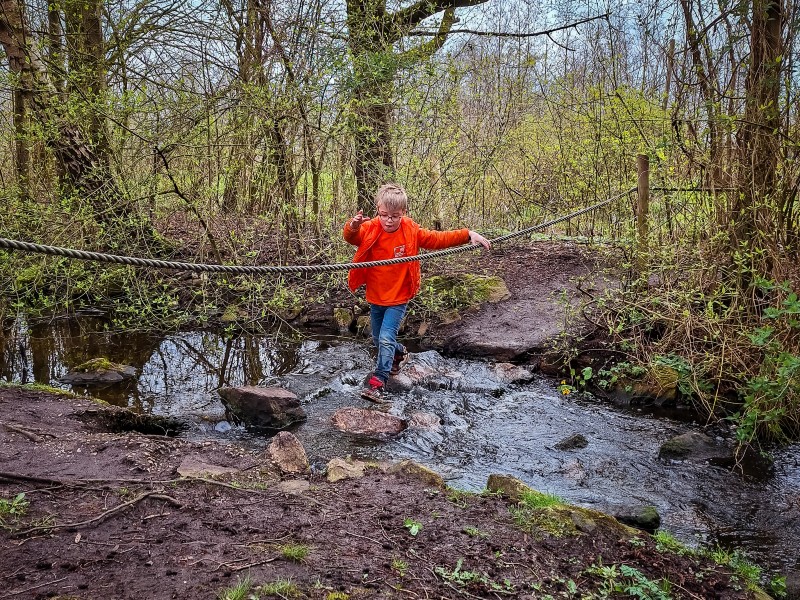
[378, 213, 402, 221]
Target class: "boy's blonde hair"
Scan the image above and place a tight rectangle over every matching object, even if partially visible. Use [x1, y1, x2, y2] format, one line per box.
[375, 183, 408, 213]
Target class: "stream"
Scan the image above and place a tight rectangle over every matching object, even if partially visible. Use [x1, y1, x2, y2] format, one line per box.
[1, 315, 798, 584]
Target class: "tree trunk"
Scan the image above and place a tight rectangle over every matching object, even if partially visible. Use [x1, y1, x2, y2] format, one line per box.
[345, 0, 486, 213]
[1, 0, 119, 209]
[734, 0, 783, 249]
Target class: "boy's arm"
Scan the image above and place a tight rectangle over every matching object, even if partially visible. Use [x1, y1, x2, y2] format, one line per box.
[343, 211, 367, 245]
[418, 228, 491, 250]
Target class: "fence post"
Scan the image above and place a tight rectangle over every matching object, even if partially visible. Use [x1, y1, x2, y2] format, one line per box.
[636, 154, 650, 274]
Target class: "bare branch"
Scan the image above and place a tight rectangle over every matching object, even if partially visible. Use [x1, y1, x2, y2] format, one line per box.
[390, 0, 489, 36]
[404, 12, 610, 39]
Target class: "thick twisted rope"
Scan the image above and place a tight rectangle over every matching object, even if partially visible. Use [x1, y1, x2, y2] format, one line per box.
[0, 189, 633, 274]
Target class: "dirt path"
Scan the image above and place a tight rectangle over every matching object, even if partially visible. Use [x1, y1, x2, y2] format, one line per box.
[0, 386, 764, 600]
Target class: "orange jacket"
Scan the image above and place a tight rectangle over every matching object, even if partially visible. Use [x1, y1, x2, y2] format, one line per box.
[343, 216, 469, 305]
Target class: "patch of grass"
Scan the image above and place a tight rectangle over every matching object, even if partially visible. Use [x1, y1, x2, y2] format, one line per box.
[326, 592, 350, 600]
[446, 487, 471, 508]
[258, 579, 301, 598]
[435, 558, 515, 594]
[216, 576, 253, 600]
[519, 490, 564, 509]
[707, 546, 762, 589]
[462, 525, 489, 538]
[0, 380, 82, 398]
[653, 530, 693, 556]
[628, 536, 647, 548]
[279, 542, 310, 562]
[509, 491, 573, 537]
[768, 575, 787, 598]
[391, 558, 409, 576]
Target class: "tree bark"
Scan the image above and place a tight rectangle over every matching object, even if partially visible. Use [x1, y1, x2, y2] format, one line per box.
[734, 0, 783, 248]
[0, 0, 117, 208]
[345, 0, 488, 213]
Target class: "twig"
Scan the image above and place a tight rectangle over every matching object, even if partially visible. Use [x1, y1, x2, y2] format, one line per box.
[15, 492, 182, 536]
[1, 422, 45, 443]
[1, 577, 68, 598]
[384, 582, 419, 597]
[227, 556, 278, 572]
[0, 472, 70, 486]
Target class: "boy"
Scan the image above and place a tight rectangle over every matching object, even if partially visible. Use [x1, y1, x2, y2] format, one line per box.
[344, 183, 491, 401]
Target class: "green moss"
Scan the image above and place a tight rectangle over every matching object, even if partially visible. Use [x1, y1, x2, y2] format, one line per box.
[0, 380, 86, 400]
[414, 274, 509, 316]
[74, 357, 122, 372]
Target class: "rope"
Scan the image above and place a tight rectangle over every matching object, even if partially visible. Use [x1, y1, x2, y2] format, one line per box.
[0, 189, 633, 274]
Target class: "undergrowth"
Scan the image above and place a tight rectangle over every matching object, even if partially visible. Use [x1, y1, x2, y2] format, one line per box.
[595, 243, 800, 447]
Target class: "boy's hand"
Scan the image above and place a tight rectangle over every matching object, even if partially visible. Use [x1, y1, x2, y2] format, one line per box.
[468, 230, 492, 249]
[350, 210, 367, 230]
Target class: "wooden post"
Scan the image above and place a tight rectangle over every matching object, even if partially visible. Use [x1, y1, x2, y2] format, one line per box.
[636, 154, 650, 274]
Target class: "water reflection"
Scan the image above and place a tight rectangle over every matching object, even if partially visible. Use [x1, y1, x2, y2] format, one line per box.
[2, 316, 305, 415]
[1, 315, 799, 581]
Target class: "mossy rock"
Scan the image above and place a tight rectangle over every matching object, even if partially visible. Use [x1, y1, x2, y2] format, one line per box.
[389, 460, 445, 488]
[62, 358, 137, 385]
[422, 274, 510, 311]
[486, 474, 532, 502]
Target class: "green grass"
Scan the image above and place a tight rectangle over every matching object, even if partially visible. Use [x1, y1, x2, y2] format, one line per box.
[518, 490, 564, 509]
[217, 576, 253, 600]
[258, 579, 301, 597]
[279, 542, 310, 562]
[653, 530, 693, 555]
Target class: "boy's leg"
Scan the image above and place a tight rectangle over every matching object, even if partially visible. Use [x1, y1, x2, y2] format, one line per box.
[369, 304, 386, 357]
[374, 303, 407, 382]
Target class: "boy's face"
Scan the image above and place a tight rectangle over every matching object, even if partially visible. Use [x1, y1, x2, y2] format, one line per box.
[377, 202, 405, 233]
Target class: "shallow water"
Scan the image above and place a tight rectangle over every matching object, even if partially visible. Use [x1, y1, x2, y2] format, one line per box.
[1, 316, 798, 581]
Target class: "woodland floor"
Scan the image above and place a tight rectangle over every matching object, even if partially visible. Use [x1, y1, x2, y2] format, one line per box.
[0, 387, 762, 600]
[0, 238, 769, 600]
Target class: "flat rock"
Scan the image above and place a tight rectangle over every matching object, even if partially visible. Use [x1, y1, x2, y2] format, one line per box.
[389, 460, 444, 488]
[331, 407, 407, 437]
[326, 457, 368, 482]
[555, 433, 589, 450]
[493, 363, 534, 384]
[408, 411, 441, 430]
[274, 479, 311, 495]
[611, 505, 661, 533]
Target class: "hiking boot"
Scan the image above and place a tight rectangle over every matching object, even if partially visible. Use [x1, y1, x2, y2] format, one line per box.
[360, 375, 385, 402]
[390, 350, 409, 375]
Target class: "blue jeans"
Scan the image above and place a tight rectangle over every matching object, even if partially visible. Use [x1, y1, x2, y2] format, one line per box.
[369, 303, 407, 383]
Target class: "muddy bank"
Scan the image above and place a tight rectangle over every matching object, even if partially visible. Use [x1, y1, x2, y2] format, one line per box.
[0, 386, 767, 600]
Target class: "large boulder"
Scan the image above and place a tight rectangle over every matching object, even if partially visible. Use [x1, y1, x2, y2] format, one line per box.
[217, 386, 306, 430]
[331, 407, 407, 437]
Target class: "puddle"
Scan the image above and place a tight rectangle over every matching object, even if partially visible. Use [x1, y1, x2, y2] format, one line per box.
[1, 315, 799, 581]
